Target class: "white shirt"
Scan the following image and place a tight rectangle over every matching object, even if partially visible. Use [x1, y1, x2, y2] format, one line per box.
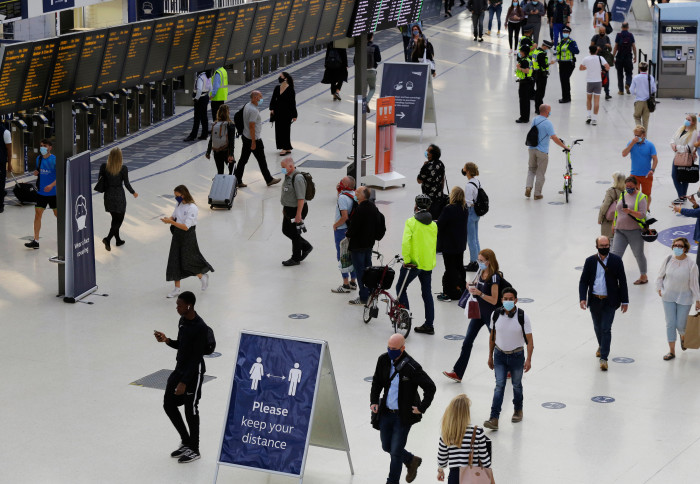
[582, 55, 608, 83]
[465, 177, 480, 207]
[656, 256, 700, 305]
[171, 202, 198, 229]
[594, 11, 606, 29]
[492, 309, 532, 351]
[3, 130, 11, 144]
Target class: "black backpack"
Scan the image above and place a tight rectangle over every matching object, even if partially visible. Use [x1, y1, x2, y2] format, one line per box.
[375, 206, 386, 241]
[203, 323, 216, 355]
[233, 103, 247, 138]
[525, 119, 545, 147]
[470, 181, 489, 217]
[292, 171, 316, 201]
[491, 308, 527, 342]
[325, 48, 343, 69]
[496, 271, 513, 307]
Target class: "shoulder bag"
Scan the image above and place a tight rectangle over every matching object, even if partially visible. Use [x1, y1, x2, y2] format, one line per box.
[371, 358, 409, 430]
[673, 142, 695, 167]
[647, 73, 656, 113]
[458, 426, 495, 484]
[599, 56, 609, 87]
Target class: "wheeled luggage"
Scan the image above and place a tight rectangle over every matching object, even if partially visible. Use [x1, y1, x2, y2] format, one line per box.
[208, 174, 237, 210]
[11, 173, 37, 205]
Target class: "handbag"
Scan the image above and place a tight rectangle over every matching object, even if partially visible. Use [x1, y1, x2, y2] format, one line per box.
[677, 164, 700, 183]
[466, 294, 481, 320]
[673, 147, 694, 167]
[458, 426, 495, 484]
[647, 73, 656, 113]
[94, 175, 106, 193]
[599, 56, 609, 87]
[685, 312, 700, 349]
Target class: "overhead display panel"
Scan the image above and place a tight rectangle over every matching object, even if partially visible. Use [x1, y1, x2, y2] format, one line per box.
[19, 39, 58, 111]
[46, 34, 84, 104]
[73, 31, 107, 98]
[206, 7, 237, 69]
[121, 21, 154, 88]
[227, 4, 256, 64]
[245, 1, 274, 59]
[188, 11, 217, 73]
[164, 13, 198, 78]
[0, 44, 31, 113]
[332, 0, 355, 40]
[315, 0, 342, 44]
[97, 25, 132, 93]
[298, 0, 323, 49]
[347, 0, 436, 36]
[143, 17, 175, 83]
[281, 0, 309, 52]
[264, 0, 293, 56]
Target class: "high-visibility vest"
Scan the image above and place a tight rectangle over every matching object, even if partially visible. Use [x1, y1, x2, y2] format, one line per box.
[556, 39, 575, 62]
[211, 67, 228, 102]
[517, 35, 532, 53]
[531, 49, 549, 73]
[516, 57, 533, 80]
[613, 191, 647, 229]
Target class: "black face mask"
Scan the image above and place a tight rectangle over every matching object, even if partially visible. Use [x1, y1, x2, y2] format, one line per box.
[279, 77, 285, 84]
[461, 168, 467, 176]
[598, 247, 610, 256]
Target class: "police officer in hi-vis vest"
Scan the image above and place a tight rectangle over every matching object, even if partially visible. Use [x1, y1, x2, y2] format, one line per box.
[210, 66, 228, 123]
[531, 40, 555, 115]
[515, 40, 535, 124]
[555, 25, 579, 104]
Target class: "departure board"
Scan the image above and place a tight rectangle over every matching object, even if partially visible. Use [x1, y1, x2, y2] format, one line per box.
[298, 0, 323, 49]
[19, 40, 58, 111]
[348, 0, 379, 36]
[206, 7, 237, 69]
[315, 0, 342, 44]
[245, 1, 274, 59]
[332, 0, 355, 40]
[97, 25, 132, 93]
[46, 34, 84, 104]
[143, 17, 175, 83]
[227, 4, 256, 64]
[0, 43, 31, 113]
[188, 11, 217, 73]
[73, 31, 107, 98]
[164, 13, 197, 78]
[281, 0, 309, 52]
[121, 21, 153, 88]
[374, 0, 408, 32]
[264, 0, 293, 56]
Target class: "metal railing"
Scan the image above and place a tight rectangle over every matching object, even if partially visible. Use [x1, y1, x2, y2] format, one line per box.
[164, 0, 189, 14]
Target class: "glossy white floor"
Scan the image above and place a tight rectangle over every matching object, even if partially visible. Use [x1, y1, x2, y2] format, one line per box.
[3, 4, 700, 484]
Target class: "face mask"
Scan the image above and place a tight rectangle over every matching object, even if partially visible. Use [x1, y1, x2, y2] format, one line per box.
[353, 195, 358, 202]
[558, 0, 563, 2]
[598, 247, 610, 256]
[281, 167, 288, 175]
[625, 187, 635, 195]
[562, 33, 569, 39]
[685, 120, 691, 127]
[175, 196, 183, 204]
[387, 348, 402, 361]
[461, 168, 467, 176]
[40, 146, 48, 155]
[424, 151, 429, 159]
[673, 247, 684, 257]
[502, 301, 515, 312]
[478, 261, 487, 271]
[637, 136, 645, 143]
[259, 97, 263, 103]
[279, 77, 285, 84]
[412, 30, 419, 36]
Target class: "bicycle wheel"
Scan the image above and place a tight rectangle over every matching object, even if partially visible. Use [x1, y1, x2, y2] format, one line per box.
[363, 293, 378, 324]
[393, 308, 412, 338]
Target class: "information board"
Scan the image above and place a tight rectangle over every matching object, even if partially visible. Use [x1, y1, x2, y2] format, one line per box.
[164, 13, 197, 78]
[46, 34, 84, 104]
[298, 0, 323, 49]
[347, 0, 377, 37]
[264, 0, 293, 56]
[97, 25, 132, 93]
[316, 0, 342, 44]
[246, 1, 274, 59]
[348, 0, 436, 36]
[73, 31, 107, 99]
[207, 7, 237, 69]
[332, 0, 355, 40]
[227, 3, 257, 64]
[121, 21, 153, 88]
[188, 11, 217, 73]
[142, 17, 175, 83]
[281, 0, 309, 52]
[0, 44, 31, 114]
[20, 39, 57, 111]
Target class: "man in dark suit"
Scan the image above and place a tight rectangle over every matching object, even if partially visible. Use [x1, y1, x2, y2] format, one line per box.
[579, 236, 629, 371]
[370, 333, 436, 484]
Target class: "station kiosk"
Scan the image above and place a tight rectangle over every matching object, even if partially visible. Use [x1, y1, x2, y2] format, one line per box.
[654, 4, 700, 98]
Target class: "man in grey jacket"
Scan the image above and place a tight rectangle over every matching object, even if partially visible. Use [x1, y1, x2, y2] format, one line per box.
[468, 0, 489, 41]
[523, 0, 545, 45]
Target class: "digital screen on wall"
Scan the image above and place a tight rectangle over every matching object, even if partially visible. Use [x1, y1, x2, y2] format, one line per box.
[332, 0, 355, 40]
[315, 0, 342, 44]
[45, 34, 83, 104]
[142, 17, 175, 83]
[188, 11, 217, 73]
[206, 7, 237, 69]
[281, 0, 309, 52]
[298, 0, 323, 49]
[164, 13, 197, 78]
[245, 1, 274, 59]
[97, 25, 132, 93]
[121, 21, 154, 88]
[0, 44, 31, 113]
[19, 39, 57, 111]
[73, 31, 107, 98]
[264, 0, 293, 56]
[227, 3, 256, 64]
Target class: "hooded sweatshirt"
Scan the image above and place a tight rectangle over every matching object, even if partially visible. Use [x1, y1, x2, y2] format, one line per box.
[402, 210, 438, 271]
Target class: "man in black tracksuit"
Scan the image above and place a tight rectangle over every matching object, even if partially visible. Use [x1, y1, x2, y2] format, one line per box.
[154, 291, 207, 464]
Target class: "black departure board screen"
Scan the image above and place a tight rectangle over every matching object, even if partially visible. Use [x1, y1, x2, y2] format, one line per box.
[418, 0, 442, 21]
[332, 0, 355, 40]
[227, 4, 256, 64]
[206, 7, 237, 69]
[298, 0, 323, 49]
[263, 0, 293, 56]
[315, 0, 342, 44]
[164, 13, 197, 78]
[246, 2, 274, 59]
[0, 43, 31, 113]
[97, 25, 132, 93]
[19, 40, 57, 111]
[348, 0, 428, 36]
[73, 31, 107, 98]
[348, 0, 379, 36]
[46, 34, 84, 104]
[281, 0, 309, 51]
[143, 17, 174, 83]
[121, 22, 153, 88]
[188, 11, 217, 73]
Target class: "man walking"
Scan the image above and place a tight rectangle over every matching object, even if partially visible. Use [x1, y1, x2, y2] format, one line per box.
[612, 22, 636, 95]
[280, 157, 312, 266]
[630, 62, 656, 132]
[154, 291, 208, 463]
[366, 34, 381, 112]
[524, 104, 568, 200]
[515, 41, 535, 124]
[24, 139, 57, 249]
[370, 333, 436, 484]
[531, 40, 555, 115]
[579, 45, 609, 126]
[555, 26, 579, 104]
[549, 0, 571, 46]
[523, 0, 545, 45]
[210, 66, 228, 123]
[347, 186, 381, 305]
[234, 91, 281, 188]
[622, 125, 658, 208]
[0, 121, 12, 213]
[579, 236, 629, 371]
[183, 70, 210, 142]
[396, 194, 438, 335]
[468, 0, 488, 42]
[331, 176, 357, 294]
[483, 287, 533, 430]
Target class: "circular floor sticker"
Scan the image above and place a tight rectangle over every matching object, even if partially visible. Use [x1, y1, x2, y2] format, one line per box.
[575, 266, 583, 271]
[204, 352, 222, 358]
[364, 376, 373, 383]
[494, 224, 512, 229]
[518, 298, 534, 303]
[657, 224, 697, 254]
[591, 396, 615, 403]
[288, 313, 309, 319]
[541, 402, 566, 409]
[612, 357, 635, 364]
[444, 334, 465, 341]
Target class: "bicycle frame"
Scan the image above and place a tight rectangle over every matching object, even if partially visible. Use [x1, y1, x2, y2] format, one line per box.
[562, 139, 583, 202]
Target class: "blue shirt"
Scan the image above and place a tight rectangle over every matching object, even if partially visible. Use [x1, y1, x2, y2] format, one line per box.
[528, 115, 556, 154]
[211, 71, 222, 97]
[629, 139, 657, 176]
[629, 73, 656, 101]
[593, 255, 608, 296]
[335, 191, 355, 230]
[387, 360, 400, 410]
[37, 154, 57, 196]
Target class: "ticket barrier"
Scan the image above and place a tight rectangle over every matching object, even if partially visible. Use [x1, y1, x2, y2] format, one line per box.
[9, 118, 29, 174]
[128, 86, 143, 132]
[115, 89, 129, 139]
[100, 92, 117, 145]
[87, 97, 106, 149]
[150, 82, 164, 123]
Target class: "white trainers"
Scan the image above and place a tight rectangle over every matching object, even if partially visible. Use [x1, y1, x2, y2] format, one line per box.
[167, 287, 181, 298]
[591, 119, 598, 126]
[200, 273, 209, 291]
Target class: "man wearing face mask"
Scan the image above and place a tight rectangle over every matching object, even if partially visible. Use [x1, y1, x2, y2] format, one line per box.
[555, 26, 579, 103]
[370, 333, 436, 484]
[417, 144, 446, 220]
[347, 186, 383, 305]
[622, 125, 658, 208]
[280, 157, 312, 266]
[549, 0, 570, 46]
[629, 62, 656, 132]
[24, 139, 57, 250]
[523, 0, 545, 45]
[579, 236, 629, 372]
[483, 287, 533, 430]
[531, 40, 555, 115]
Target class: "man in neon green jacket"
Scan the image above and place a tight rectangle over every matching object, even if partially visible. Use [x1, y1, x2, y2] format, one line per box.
[397, 194, 438, 335]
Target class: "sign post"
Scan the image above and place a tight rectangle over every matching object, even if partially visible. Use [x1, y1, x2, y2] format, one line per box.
[363, 96, 406, 189]
[215, 331, 353, 483]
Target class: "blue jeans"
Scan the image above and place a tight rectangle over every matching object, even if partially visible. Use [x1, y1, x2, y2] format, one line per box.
[379, 412, 413, 484]
[589, 297, 616, 360]
[488, 5, 502, 31]
[351, 249, 373, 302]
[671, 164, 690, 199]
[453, 311, 493, 379]
[490, 347, 525, 419]
[334, 228, 356, 280]
[396, 266, 434, 327]
[552, 23, 564, 46]
[663, 300, 691, 342]
[467, 206, 480, 263]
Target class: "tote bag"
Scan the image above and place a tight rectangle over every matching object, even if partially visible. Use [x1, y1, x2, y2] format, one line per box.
[459, 426, 495, 484]
[685, 312, 700, 349]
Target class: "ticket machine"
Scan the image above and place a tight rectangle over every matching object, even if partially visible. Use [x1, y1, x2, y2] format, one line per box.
[114, 89, 129, 138]
[657, 21, 697, 98]
[128, 86, 143, 132]
[87, 97, 106, 149]
[100, 92, 117, 144]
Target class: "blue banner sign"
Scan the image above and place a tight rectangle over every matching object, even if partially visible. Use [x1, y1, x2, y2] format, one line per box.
[43, 0, 75, 13]
[379, 62, 430, 130]
[611, 0, 632, 23]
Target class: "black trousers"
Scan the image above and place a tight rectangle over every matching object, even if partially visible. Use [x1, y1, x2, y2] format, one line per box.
[518, 79, 534, 121]
[0, 159, 6, 209]
[163, 371, 203, 452]
[188, 95, 209, 139]
[105, 212, 125, 242]
[445, 0, 454, 13]
[211, 100, 224, 124]
[442, 252, 466, 299]
[330, 81, 343, 94]
[213, 150, 233, 175]
[507, 22, 520, 49]
[558, 61, 575, 101]
[534, 73, 548, 114]
[235, 136, 273, 184]
[282, 204, 311, 261]
[274, 119, 293, 150]
[615, 55, 634, 92]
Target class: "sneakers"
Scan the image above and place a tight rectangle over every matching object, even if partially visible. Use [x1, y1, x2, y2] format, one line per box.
[436, 293, 452, 302]
[405, 455, 422, 483]
[591, 119, 598, 126]
[465, 261, 479, 272]
[25, 239, 40, 249]
[267, 177, 281, 186]
[512, 410, 523, 423]
[331, 284, 352, 293]
[586, 116, 591, 125]
[625, 84, 630, 94]
[282, 258, 300, 266]
[414, 324, 435, 335]
[178, 448, 201, 463]
[167, 287, 181, 298]
[236, 182, 247, 188]
[478, 37, 484, 42]
[473, 36, 477, 41]
[332, 91, 342, 101]
[486, 30, 491, 35]
[600, 359, 608, 371]
[300, 246, 313, 261]
[525, 187, 532, 198]
[442, 371, 462, 383]
[171, 445, 189, 458]
[605, 94, 612, 100]
[183, 136, 195, 142]
[349, 281, 357, 290]
[483, 418, 499, 430]
[102, 238, 111, 251]
[200, 273, 209, 291]
[673, 198, 685, 204]
[348, 297, 365, 305]
[618, 91, 624, 95]
[534, 195, 544, 200]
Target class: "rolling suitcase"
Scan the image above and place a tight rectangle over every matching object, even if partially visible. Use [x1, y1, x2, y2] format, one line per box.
[208, 174, 237, 210]
[11, 173, 38, 205]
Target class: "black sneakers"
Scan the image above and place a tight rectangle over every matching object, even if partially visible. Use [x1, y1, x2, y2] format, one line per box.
[25, 240, 39, 249]
[464, 261, 479, 272]
[170, 445, 189, 458]
[177, 448, 201, 463]
[282, 258, 300, 266]
[414, 325, 435, 335]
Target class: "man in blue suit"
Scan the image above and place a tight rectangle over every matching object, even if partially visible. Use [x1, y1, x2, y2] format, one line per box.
[579, 236, 629, 371]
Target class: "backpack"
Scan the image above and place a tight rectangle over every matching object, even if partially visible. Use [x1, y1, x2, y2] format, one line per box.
[491, 308, 527, 342]
[366, 43, 378, 69]
[211, 122, 229, 151]
[470, 181, 489, 217]
[325, 48, 343, 69]
[292, 171, 316, 201]
[203, 323, 216, 355]
[525, 119, 545, 147]
[496, 271, 513, 308]
[374, 205, 386, 241]
[233, 103, 247, 138]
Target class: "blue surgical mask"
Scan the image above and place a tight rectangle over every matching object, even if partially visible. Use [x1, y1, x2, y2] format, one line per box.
[353, 195, 358, 202]
[684, 120, 692, 127]
[424, 151, 429, 159]
[40, 146, 48, 155]
[673, 247, 684, 257]
[175, 196, 183, 204]
[478, 262, 487, 270]
[625, 188, 635, 195]
[502, 301, 516, 311]
[638, 136, 645, 143]
[387, 348, 402, 361]
[259, 97, 263, 103]
[562, 33, 569, 39]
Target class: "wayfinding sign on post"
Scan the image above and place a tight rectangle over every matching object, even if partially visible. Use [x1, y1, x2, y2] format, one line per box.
[215, 331, 353, 483]
[379, 62, 437, 138]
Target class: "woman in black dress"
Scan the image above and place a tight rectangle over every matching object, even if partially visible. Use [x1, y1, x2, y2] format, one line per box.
[436, 186, 468, 302]
[99, 147, 137, 251]
[269, 72, 298, 156]
[321, 43, 348, 101]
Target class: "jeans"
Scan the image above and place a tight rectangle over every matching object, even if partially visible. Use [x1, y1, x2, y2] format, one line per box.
[490, 347, 525, 419]
[487, 5, 502, 31]
[615, 55, 633, 92]
[467, 206, 480, 263]
[662, 300, 691, 342]
[351, 249, 373, 302]
[282, 204, 311, 261]
[334, 228, 356, 280]
[366, 69, 377, 104]
[453, 311, 493, 378]
[671, 164, 689, 199]
[611, 229, 647, 274]
[379, 412, 413, 484]
[552, 23, 564, 46]
[589, 297, 616, 360]
[472, 11, 485, 37]
[235, 136, 274, 184]
[396, 266, 434, 327]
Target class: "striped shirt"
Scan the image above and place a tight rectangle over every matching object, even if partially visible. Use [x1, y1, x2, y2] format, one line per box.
[438, 425, 491, 469]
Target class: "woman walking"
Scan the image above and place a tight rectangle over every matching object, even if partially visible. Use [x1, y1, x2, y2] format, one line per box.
[321, 43, 348, 101]
[205, 104, 236, 175]
[99, 147, 138, 251]
[436, 186, 468, 302]
[269, 72, 298, 156]
[656, 237, 700, 360]
[463, 162, 482, 273]
[598, 171, 625, 248]
[505, 1, 524, 54]
[670, 114, 698, 203]
[611, 176, 648, 285]
[161, 185, 214, 298]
